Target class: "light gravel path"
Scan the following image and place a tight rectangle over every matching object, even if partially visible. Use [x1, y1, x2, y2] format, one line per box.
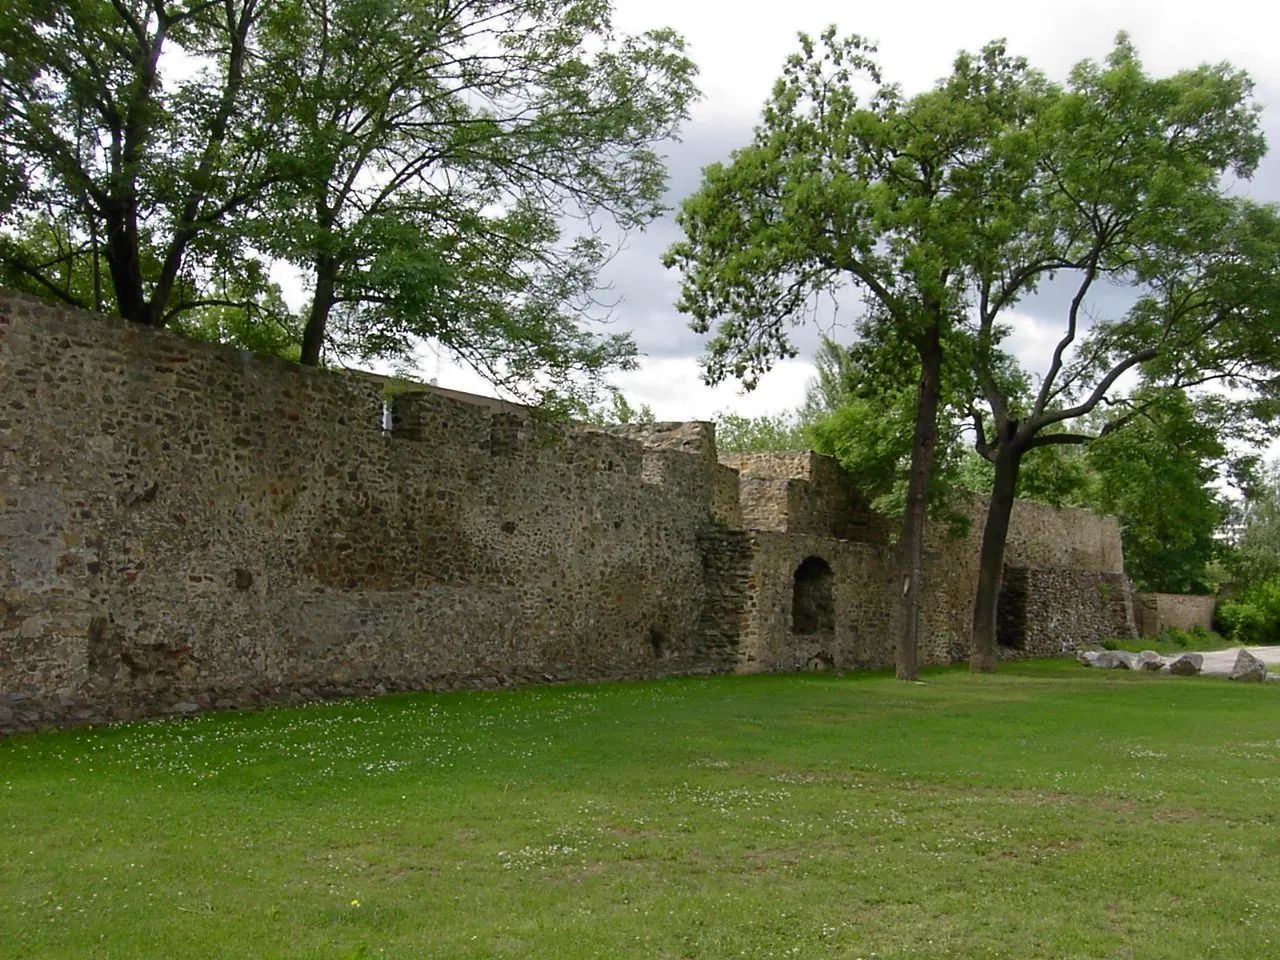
[1194, 645, 1280, 679]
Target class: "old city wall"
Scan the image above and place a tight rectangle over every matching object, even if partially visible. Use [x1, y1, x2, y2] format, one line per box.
[1134, 593, 1217, 637]
[728, 454, 1133, 672]
[0, 293, 729, 730]
[1, 292, 1135, 732]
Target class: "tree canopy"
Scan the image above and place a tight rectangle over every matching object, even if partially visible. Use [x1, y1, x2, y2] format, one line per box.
[667, 29, 1280, 674]
[0, 0, 698, 406]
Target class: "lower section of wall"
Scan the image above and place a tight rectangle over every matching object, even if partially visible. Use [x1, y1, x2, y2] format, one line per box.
[735, 552, 1137, 675]
[735, 533, 897, 673]
[1019, 569, 1137, 656]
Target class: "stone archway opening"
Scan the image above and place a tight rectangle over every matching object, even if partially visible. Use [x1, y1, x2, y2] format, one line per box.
[792, 556, 835, 635]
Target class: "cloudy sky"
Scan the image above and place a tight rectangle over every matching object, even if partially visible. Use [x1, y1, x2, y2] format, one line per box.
[412, 0, 1280, 421]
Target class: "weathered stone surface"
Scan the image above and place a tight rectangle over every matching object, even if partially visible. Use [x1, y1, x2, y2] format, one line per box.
[1230, 649, 1267, 682]
[1139, 650, 1166, 671]
[1117, 651, 1145, 670]
[1081, 650, 1133, 669]
[1134, 593, 1216, 638]
[0, 290, 1135, 733]
[1168, 653, 1203, 676]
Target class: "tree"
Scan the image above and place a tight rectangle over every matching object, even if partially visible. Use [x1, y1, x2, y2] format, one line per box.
[665, 35, 1043, 678]
[1, 0, 698, 407]
[1224, 463, 1280, 591]
[0, 0, 279, 325]
[962, 39, 1280, 670]
[580, 390, 655, 426]
[251, 0, 697, 402]
[714, 412, 806, 453]
[1083, 390, 1229, 593]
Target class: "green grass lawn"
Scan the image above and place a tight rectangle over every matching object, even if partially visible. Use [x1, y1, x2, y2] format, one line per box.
[4, 662, 1280, 960]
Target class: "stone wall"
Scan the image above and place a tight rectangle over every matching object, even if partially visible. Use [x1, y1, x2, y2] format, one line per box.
[1135, 593, 1217, 637]
[0, 291, 1134, 734]
[721, 457, 1134, 673]
[0, 293, 731, 731]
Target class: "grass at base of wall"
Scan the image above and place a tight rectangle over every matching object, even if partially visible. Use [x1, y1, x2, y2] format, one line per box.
[1103, 627, 1238, 655]
[4, 662, 1280, 960]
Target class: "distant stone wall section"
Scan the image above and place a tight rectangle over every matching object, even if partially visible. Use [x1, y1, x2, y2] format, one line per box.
[1135, 593, 1216, 637]
[0, 291, 1135, 733]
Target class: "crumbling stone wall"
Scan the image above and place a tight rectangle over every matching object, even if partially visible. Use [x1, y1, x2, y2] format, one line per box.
[0, 293, 728, 731]
[1, 291, 1135, 733]
[728, 459, 1134, 673]
[1135, 593, 1216, 637]
[719, 451, 891, 543]
[1021, 569, 1136, 653]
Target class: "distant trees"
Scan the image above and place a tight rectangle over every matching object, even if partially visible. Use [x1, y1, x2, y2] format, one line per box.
[0, 0, 698, 405]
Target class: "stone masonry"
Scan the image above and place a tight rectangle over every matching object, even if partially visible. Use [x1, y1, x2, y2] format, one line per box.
[0, 291, 1136, 733]
[1135, 593, 1217, 637]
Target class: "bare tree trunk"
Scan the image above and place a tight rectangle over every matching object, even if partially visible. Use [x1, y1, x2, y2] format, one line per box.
[300, 255, 338, 367]
[894, 322, 943, 681]
[970, 442, 1022, 672]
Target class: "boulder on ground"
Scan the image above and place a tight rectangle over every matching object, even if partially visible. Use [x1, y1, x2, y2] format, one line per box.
[1230, 649, 1267, 682]
[1167, 653, 1204, 676]
[1139, 650, 1166, 671]
[1080, 650, 1137, 670]
[1113, 650, 1142, 670]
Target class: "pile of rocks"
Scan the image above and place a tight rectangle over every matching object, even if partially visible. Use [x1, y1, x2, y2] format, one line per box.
[1077, 647, 1269, 681]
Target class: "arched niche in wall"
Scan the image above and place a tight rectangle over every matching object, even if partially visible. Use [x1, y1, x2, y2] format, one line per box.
[791, 556, 835, 635]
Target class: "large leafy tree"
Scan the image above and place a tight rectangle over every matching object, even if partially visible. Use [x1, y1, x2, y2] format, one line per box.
[1, 0, 697, 405]
[962, 40, 1280, 670]
[0, 0, 278, 325]
[666, 33, 1044, 678]
[253, 0, 698, 394]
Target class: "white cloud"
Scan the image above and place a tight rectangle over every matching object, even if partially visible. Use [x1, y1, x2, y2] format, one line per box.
[612, 356, 818, 421]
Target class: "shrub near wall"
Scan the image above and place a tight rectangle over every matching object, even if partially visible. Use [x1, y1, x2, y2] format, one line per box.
[1216, 583, 1280, 645]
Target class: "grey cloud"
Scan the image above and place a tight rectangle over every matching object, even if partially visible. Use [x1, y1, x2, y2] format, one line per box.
[590, 75, 1280, 386]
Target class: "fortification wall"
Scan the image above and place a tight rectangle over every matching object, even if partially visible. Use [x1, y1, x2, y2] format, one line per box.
[0, 292, 1134, 734]
[1135, 593, 1216, 637]
[724, 455, 1132, 672]
[0, 293, 731, 731]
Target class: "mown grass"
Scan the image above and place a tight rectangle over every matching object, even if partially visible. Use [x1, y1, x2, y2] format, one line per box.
[4, 661, 1280, 959]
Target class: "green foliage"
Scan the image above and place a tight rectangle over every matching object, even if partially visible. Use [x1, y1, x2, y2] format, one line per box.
[961, 35, 1280, 504]
[714, 412, 806, 453]
[0, 0, 280, 325]
[664, 31, 1045, 388]
[1216, 582, 1280, 645]
[1083, 390, 1230, 593]
[253, 0, 698, 392]
[579, 391, 655, 426]
[801, 336, 978, 534]
[1, 0, 699, 407]
[1223, 465, 1280, 590]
